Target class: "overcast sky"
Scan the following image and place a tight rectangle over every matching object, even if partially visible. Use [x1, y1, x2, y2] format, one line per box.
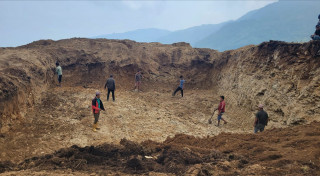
[0, 0, 277, 47]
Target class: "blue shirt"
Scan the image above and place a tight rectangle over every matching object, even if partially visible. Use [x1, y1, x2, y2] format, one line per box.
[179, 80, 185, 88]
[97, 98, 101, 109]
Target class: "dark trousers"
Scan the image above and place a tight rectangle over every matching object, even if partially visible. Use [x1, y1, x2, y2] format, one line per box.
[254, 124, 265, 133]
[107, 89, 115, 101]
[58, 75, 62, 83]
[173, 87, 183, 97]
[93, 112, 100, 124]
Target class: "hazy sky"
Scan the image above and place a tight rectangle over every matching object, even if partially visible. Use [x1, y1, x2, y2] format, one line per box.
[0, 0, 277, 47]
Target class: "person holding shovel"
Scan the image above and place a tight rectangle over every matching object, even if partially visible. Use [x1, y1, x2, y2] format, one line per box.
[92, 91, 105, 132]
[215, 96, 227, 126]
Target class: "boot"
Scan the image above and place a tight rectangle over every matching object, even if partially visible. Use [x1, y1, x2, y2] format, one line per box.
[96, 122, 100, 130]
[92, 124, 97, 132]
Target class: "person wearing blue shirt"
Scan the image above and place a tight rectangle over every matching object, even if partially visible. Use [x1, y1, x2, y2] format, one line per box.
[172, 75, 185, 97]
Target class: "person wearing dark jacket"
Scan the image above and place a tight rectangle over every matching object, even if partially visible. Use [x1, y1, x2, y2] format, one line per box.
[254, 104, 269, 133]
[104, 75, 116, 101]
[311, 25, 320, 40]
[135, 71, 142, 92]
[92, 92, 105, 132]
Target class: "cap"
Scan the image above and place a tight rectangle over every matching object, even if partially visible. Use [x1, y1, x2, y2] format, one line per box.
[96, 91, 101, 96]
[258, 104, 264, 108]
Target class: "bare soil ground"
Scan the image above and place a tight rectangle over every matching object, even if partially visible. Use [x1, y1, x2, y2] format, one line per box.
[1, 39, 320, 175]
[1, 86, 319, 175]
[0, 86, 250, 163]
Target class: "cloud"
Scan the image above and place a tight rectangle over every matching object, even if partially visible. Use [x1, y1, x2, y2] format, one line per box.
[122, 1, 142, 10]
[121, 1, 165, 11]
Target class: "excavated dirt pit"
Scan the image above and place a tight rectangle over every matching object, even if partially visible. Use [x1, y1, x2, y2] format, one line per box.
[0, 86, 252, 163]
[1, 86, 320, 175]
[1, 39, 320, 175]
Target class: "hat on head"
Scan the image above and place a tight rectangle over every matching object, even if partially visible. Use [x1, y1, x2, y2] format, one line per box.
[258, 104, 264, 108]
[96, 91, 101, 96]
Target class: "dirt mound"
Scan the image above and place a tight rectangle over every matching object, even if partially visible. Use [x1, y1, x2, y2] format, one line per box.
[1, 122, 319, 175]
[0, 139, 219, 175]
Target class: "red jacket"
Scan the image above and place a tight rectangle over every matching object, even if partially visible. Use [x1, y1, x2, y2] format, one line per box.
[92, 97, 105, 114]
[218, 100, 225, 113]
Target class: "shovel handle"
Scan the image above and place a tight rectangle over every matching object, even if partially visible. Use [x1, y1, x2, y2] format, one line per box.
[211, 109, 217, 117]
[208, 109, 217, 124]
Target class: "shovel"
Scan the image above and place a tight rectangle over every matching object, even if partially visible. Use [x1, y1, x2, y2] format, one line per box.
[208, 109, 217, 124]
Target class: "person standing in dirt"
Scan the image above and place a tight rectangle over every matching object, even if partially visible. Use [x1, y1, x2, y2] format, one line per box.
[92, 92, 105, 132]
[254, 104, 269, 133]
[215, 96, 227, 126]
[55, 62, 62, 87]
[104, 74, 116, 102]
[135, 71, 142, 92]
[172, 75, 185, 97]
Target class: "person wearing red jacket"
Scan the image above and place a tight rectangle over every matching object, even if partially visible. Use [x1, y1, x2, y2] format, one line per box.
[92, 92, 105, 132]
[215, 96, 227, 126]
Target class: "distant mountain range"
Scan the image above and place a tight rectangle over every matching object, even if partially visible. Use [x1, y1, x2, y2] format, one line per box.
[94, 28, 171, 43]
[94, 1, 320, 51]
[156, 21, 231, 46]
[195, 0, 320, 51]
[93, 22, 230, 46]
